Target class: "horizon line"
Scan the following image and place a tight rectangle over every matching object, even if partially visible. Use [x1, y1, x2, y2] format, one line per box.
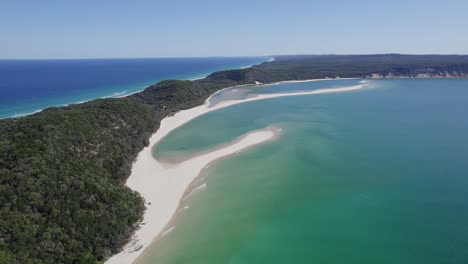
[2, 53, 468, 61]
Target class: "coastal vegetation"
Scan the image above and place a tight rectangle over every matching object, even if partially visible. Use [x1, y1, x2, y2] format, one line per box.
[217, 54, 468, 82]
[0, 99, 156, 263]
[1, 54, 468, 263]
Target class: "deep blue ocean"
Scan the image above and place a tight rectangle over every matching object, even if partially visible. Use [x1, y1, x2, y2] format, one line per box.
[0, 57, 269, 118]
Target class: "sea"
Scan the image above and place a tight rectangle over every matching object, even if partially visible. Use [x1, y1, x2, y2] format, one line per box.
[0, 57, 269, 118]
[146, 78, 468, 263]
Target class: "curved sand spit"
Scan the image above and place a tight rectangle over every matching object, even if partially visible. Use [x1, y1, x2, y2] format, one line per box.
[106, 80, 368, 264]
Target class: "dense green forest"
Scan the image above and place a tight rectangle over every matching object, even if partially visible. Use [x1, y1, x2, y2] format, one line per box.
[211, 54, 468, 82]
[0, 99, 156, 263]
[1, 54, 468, 263]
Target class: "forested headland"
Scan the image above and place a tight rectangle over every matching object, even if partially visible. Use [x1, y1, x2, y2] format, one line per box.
[1, 54, 468, 263]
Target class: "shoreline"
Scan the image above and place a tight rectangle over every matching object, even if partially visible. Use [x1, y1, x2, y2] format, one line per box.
[105, 79, 368, 264]
[133, 126, 283, 264]
[3, 58, 272, 119]
[5, 70, 466, 119]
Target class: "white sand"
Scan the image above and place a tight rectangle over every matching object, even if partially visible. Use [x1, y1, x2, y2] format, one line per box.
[105, 80, 367, 264]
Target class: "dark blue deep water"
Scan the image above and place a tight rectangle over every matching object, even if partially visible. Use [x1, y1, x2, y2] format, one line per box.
[0, 57, 269, 118]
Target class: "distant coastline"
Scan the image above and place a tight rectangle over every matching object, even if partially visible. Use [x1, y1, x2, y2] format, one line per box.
[4, 54, 468, 119]
[0, 57, 271, 119]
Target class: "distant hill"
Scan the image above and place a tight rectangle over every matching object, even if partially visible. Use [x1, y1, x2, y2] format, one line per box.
[204, 54, 468, 83]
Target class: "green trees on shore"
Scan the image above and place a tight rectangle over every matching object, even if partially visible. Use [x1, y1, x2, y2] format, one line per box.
[0, 99, 155, 263]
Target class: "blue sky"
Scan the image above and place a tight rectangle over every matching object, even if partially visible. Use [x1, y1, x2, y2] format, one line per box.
[1, 0, 468, 59]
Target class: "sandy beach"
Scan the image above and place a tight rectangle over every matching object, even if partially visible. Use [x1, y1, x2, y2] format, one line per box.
[105, 80, 367, 264]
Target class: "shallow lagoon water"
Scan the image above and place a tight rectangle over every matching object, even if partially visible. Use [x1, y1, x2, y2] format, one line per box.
[145, 79, 468, 264]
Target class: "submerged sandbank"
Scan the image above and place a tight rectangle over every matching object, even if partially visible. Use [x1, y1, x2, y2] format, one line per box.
[105, 80, 367, 264]
[106, 126, 282, 264]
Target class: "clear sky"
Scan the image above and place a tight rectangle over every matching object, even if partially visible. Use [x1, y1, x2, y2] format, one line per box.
[1, 0, 468, 59]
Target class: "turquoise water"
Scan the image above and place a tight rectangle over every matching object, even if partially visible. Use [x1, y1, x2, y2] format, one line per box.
[146, 79, 468, 264]
[154, 79, 363, 160]
[0, 57, 268, 118]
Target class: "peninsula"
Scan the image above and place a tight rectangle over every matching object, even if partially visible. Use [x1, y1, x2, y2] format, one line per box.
[2, 54, 468, 263]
